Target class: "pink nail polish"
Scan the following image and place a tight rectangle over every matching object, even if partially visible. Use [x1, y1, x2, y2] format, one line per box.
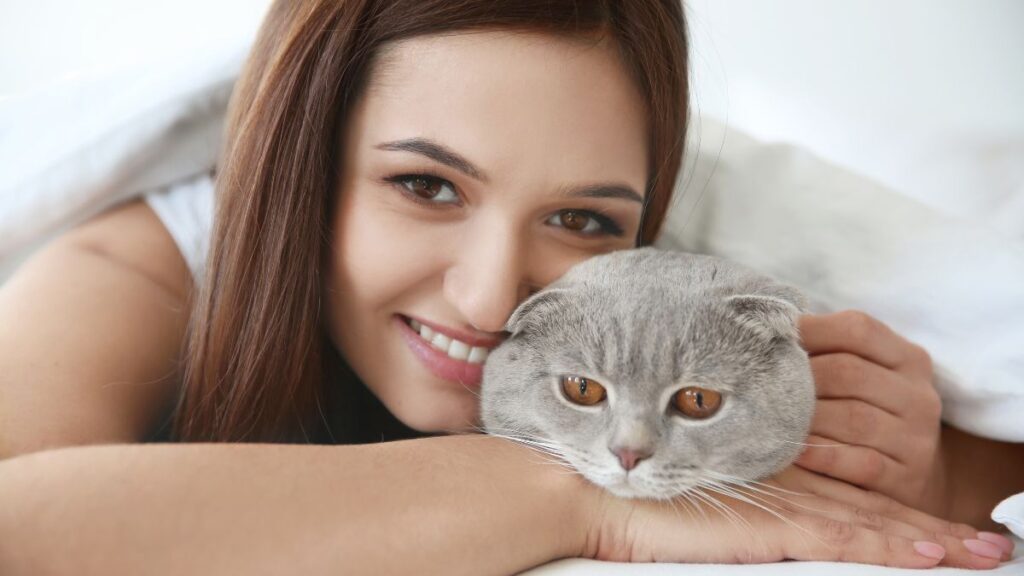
[913, 541, 945, 560]
[977, 531, 1014, 554]
[963, 538, 1004, 560]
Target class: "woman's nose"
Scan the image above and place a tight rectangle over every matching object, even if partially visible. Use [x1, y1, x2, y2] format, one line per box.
[443, 223, 535, 334]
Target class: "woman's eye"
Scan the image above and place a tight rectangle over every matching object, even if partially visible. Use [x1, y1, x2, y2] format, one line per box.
[383, 174, 624, 237]
[560, 375, 607, 406]
[671, 386, 723, 419]
[546, 210, 624, 238]
[386, 174, 460, 205]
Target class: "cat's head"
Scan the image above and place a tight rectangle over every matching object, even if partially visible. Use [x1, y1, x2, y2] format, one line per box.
[480, 248, 815, 500]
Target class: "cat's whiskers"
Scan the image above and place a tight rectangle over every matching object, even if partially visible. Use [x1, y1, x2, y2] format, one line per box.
[699, 478, 789, 521]
[685, 489, 729, 536]
[763, 437, 845, 449]
[457, 382, 482, 399]
[719, 480, 808, 513]
[694, 482, 783, 560]
[664, 491, 700, 530]
[691, 486, 761, 549]
[474, 425, 586, 477]
[705, 470, 836, 519]
[678, 490, 711, 527]
[697, 477, 830, 553]
[694, 484, 758, 533]
[716, 483, 789, 515]
[705, 470, 834, 516]
[705, 470, 809, 497]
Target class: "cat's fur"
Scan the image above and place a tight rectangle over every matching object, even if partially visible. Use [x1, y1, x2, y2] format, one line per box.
[480, 247, 815, 500]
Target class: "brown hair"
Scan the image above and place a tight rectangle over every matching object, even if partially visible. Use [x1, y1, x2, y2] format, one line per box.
[170, 0, 690, 443]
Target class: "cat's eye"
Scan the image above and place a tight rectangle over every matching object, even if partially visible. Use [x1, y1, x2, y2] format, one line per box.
[672, 387, 722, 419]
[560, 375, 607, 406]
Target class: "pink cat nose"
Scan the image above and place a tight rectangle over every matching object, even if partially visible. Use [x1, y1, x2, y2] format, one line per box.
[611, 447, 652, 471]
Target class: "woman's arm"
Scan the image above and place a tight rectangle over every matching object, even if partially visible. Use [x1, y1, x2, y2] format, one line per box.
[1, 435, 999, 574]
[943, 424, 1024, 531]
[0, 435, 583, 576]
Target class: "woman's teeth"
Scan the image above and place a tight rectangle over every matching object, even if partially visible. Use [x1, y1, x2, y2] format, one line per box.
[409, 318, 489, 364]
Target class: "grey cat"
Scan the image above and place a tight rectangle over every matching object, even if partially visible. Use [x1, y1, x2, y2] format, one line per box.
[480, 247, 815, 500]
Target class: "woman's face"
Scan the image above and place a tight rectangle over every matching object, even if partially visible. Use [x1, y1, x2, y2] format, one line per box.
[324, 30, 649, 434]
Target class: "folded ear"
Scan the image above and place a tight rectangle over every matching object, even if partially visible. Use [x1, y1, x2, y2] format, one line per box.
[724, 293, 803, 342]
[504, 287, 573, 336]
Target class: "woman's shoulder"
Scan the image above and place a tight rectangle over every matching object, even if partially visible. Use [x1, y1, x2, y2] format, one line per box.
[67, 192, 197, 304]
[0, 196, 196, 458]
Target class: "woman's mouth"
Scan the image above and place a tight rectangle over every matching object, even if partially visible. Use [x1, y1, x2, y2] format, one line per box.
[394, 314, 500, 388]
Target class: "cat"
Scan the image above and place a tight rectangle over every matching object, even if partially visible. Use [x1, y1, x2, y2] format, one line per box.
[479, 247, 815, 500]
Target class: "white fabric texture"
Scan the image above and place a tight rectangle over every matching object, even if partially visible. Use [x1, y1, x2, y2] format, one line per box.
[0, 39, 248, 287]
[994, 493, 1024, 541]
[142, 171, 215, 283]
[654, 117, 1024, 444]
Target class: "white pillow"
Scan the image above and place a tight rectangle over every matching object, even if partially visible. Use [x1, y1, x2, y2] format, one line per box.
[655, 116, 1024, 443]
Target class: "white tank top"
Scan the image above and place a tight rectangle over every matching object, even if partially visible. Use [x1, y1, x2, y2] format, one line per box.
[142, 171, 215, 284]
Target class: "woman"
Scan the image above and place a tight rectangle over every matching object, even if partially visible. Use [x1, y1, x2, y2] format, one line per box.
[0, 0, 1019, 573]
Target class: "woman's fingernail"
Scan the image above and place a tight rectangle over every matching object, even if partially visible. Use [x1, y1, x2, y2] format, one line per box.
[913, 541, 946, 559]
[977, 531, 1014, 554]
[963, 538, 1004, 559]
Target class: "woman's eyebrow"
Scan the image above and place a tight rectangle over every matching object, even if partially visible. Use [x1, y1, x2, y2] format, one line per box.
[376, 138, 488, 182]
[375, 137, 643, 204]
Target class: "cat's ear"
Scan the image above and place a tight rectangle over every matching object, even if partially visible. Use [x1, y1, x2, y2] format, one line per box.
[724, 293, 803, 342]
[504, 287, 572, 335]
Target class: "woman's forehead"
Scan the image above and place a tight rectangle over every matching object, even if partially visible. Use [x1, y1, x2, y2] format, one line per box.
[350, 30, 649, 194]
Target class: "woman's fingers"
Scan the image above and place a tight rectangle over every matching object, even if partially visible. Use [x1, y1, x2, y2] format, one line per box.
[798, 311, 932, 380]
[761, 485, 1004, 568]
[810, 353, 917, 417]
[796, 434, 901, 490]
[770, 463, 1007, 561]
[799, 312, 946, 516]
[782, 466, 972, 536]
[772, 511, 946, 568]
[809, 399, 908, 462]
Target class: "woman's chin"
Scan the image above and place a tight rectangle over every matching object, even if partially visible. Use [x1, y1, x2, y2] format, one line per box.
[391, 403, 481, 436]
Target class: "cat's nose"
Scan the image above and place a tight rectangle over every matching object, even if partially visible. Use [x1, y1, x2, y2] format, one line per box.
[611, 447, 652, 472]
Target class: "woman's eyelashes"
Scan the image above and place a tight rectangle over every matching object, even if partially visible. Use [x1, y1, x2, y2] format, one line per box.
[382, 172, 626, 238]
[385, 172, 460, 205]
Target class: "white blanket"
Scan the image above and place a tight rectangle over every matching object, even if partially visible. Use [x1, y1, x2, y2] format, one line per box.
[654, 118, 1024, 444]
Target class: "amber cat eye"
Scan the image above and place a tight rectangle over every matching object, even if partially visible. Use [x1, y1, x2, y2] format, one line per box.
[672, 386, 723, 419]
[560, 375, 607, 406]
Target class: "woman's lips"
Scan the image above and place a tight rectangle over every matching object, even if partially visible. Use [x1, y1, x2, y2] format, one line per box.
[395, 315, 486, 388]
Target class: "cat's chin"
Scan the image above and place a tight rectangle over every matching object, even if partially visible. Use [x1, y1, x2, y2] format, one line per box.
[599, 477, 679, 501]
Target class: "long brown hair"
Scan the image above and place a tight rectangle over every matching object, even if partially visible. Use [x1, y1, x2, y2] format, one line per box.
[170, 0, 690, 443]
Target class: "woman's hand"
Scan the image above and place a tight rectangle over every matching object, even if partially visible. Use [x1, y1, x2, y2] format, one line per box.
[793, 310, 949, 517]
[578, 465, 1009, 569]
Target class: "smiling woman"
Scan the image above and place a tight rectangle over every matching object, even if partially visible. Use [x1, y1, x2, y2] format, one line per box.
[322, 31, 654, 435]
[173, 2, 687, 444]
